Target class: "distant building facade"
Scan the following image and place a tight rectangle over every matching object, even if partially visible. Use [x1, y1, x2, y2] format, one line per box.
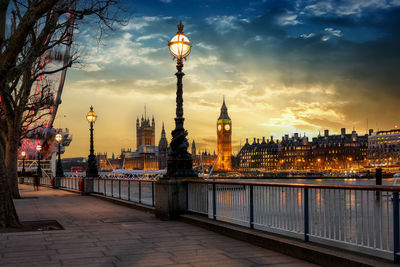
[368, 128, 400, 167]
[238, 128, 368, 171]
[136, 115, 155, 149]
[278, 133, 312, 170]
[311, 129, 368, 170]
[238, 137, 278, 171]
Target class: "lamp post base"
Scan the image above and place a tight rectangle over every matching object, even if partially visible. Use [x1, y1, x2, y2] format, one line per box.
[166, 156, 197, 178]
[155, 177, 187, 220]
[56, 161, 64, 179]
[86, 154, 99, 178]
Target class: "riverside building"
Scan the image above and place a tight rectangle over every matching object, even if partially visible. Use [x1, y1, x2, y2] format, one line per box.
[367, 128, 400, 167]
[238, 128, 368, 171]
[238, 137, 278, 171]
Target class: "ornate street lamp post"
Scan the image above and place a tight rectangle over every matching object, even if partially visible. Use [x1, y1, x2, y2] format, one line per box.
[36, 144, 42, 177]
[55, 133, 64, 178]
[166, 21, 196, 178]
[21, 151, 26, 177]
[86, 106, 99, 178]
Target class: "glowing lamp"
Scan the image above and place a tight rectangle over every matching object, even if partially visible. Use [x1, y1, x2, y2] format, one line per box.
[55, 133, 62, 143]
[21, 151, 26, 157]
[36, 145, 42, 152]
[168, 21, 191, 60]
[86, 106, 97, 123]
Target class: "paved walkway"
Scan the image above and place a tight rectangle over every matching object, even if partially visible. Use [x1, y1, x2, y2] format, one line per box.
[0, 184, 318, 267]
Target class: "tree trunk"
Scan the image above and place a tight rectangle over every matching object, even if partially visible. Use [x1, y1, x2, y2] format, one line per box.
[0, 141, 21, 228]
[6, 128, 21, 199]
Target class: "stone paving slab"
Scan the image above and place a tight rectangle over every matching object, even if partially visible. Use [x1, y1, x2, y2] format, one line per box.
[0, 184, 318, 266]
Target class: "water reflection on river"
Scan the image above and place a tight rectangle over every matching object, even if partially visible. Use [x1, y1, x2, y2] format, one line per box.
[203, 177, 396, 259]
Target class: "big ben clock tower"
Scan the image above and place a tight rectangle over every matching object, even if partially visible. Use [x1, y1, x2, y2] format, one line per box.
[216, 97, 232, 170]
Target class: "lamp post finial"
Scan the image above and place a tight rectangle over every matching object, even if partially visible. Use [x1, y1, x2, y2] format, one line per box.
[177, 20, 184, 33]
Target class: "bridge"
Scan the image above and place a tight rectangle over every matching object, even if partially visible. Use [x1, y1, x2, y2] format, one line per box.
[14, 176, 400, 266]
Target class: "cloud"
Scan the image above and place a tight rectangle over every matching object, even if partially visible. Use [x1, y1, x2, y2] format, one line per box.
[276, 12, 300, 26]
[300, 33, 315, 39]
[81, 31, 164, 66]
[302, 0, 400, 17]
[83, 63, 102, 72]
[160, 0, 172, 3]
[197, 42, 215, 50]
[122, 16, 173, 31]
[69, 75, 208, 96]
[322, 27, 343, 41]
[244, 35, 263, 45]
[205, 15, 247, 34]
[136, 33, 168, 42]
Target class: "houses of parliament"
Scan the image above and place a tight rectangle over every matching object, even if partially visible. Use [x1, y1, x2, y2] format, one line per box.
[98, 99, 234, 171]
[98, 114, 169, 171]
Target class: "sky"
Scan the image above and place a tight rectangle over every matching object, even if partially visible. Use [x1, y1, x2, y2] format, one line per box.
[55, 0, 400, 158]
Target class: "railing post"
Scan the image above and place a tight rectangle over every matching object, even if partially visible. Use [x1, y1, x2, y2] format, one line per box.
[186, 182, 189, 211]
[111, 179, 113, 197]
[128, 180, 131, 201]
[213, 183, 216, 220]
[119, 179, 121, 199]
[250, 185, 254, 229]
[152, 182, 155, 207]
[104, 179, 106, 195]
[304, 187, 309, 242]
[393, 192, 399, 263]
[139, 181, 142, 204]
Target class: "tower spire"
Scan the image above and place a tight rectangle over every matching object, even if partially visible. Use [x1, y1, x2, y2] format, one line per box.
[218, 96, 230, 120]
[161, 121, 166, 136]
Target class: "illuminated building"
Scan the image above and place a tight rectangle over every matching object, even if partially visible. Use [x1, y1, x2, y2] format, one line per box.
[191, 140, 218, 167]
[158, 123, 169, 170]
[312, 129, 368, 170]
[216, 98, 232, 170]
[98, 113, 168, 171]
[278, 133, 312, 170]
[238, 137, 278, 171]
[136, 115, 155, 149]
[98, 153, 122, 171]
[368, 128, 400, 167]
[237, 128, 368, 171]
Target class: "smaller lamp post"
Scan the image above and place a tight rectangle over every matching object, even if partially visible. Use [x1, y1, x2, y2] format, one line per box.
[86, 106, 99, 178]
[55, 133, 64, 178]
[36, 144, 42, 177]
[21, 151, 26, 177]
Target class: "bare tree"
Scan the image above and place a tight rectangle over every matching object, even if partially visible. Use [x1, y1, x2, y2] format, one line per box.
[0, 0, 125, 228]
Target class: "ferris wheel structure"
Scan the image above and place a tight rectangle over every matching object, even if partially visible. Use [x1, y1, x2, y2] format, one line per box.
[20, 9, 76, 160]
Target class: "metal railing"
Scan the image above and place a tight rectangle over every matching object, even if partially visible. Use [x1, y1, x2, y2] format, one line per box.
[93, 178, 155, 207]
[186, 180, 400, 262]
[40, 177, 52, 186]
[22, 177, 52, 186]
[60, 177, 80, 190]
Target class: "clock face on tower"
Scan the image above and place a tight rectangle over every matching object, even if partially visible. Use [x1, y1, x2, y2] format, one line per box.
[224, 124, 230, 131]
[218, 124, 222, 131]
